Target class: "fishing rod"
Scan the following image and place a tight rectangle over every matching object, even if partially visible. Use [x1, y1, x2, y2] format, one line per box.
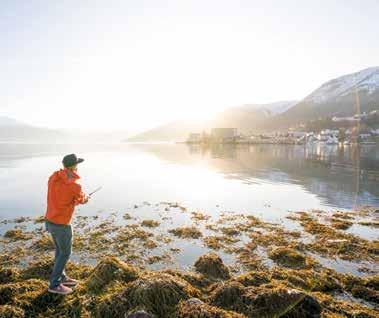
[88, 186, 102, 197]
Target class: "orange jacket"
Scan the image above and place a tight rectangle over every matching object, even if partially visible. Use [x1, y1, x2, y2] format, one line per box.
[45, 168, 86, 225]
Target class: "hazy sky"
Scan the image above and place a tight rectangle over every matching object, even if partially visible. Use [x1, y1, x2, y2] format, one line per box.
[1, 0, 378, 132]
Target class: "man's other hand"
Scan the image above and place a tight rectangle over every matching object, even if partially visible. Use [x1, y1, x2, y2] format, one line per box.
[82, 195, 90, 204]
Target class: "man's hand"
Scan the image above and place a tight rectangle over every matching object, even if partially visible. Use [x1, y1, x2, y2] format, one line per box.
[82, 195, 90, 204]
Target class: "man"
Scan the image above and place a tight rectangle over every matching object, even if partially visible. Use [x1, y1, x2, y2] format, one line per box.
[45, 153, 89, 295]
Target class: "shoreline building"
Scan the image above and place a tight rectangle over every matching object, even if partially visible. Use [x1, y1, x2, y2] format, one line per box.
[211, 128, 238, 143]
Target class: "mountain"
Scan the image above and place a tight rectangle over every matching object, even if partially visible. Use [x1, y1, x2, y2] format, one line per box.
[127, 101, 297, 142]
[270, 67, 379, 129]
[0, 116, 66, 141]
[0, 116, 24, 126]
[127, 66, 379, 142]
[126, 120, 208, 142]
[0, 116, 132, 142]
[239, 101, 298, 116]
[307, 66, 379, 104]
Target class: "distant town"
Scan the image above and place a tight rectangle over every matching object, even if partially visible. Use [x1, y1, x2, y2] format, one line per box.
[186, 110, 379, 145]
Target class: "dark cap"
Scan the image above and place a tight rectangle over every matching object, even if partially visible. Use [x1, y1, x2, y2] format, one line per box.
[62, 154, 84, 168]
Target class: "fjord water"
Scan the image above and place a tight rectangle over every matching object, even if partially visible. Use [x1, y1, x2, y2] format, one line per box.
[1, 142, 378, 220]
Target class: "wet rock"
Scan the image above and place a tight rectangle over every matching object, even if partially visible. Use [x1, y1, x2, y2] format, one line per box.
[126, 310, 154, 318]
[194, 253, 231, 280]
[185, 298, 204, 305]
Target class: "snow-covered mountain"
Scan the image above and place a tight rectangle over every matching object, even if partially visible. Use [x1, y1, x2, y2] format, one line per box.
[239, 100, 298, 116]
[306, 66, 379, 104]
[269, 67, 379, 129]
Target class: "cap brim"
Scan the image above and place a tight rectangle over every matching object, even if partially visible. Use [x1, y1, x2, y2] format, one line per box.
[77, 158, 84, 164]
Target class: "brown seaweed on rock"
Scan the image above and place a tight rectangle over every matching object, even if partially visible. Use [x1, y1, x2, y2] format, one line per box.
[291, 212, 379, 261]
[0, 267, 19, 284]
[169, 226, 203, 239]
[86, 256, 139, 293]
[270, 267, 342, 293]
[162, 269, 213, 290]
[0, 278, 46, 307]
[329, 218, 353, 230]
[0, 305, 25, 318]
[338, 273, 379, 304]
[194, 253, 231, 280]
[95, 272, 200, 317]
[268, 247, 309, 269]
[178, 299, 245, 318]
[141, 220, 160, 228]
[209, 281, 322, 318]
[20, 256, 92, 281]
[31, 233, 55, 251]
[232, 271, 271, 287]
[312, 291, 378, 318]
[3, 228, 32, 241]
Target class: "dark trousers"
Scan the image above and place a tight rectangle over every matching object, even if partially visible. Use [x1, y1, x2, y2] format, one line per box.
[45, 221, 72, 288]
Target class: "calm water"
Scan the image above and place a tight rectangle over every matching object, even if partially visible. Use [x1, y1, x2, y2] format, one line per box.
[1, 142, 378, 273]
[1, 142, 379, 220]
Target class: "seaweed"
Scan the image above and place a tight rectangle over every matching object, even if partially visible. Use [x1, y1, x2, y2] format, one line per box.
[330, 218, 353, 230]
[141, 220, 160, 228]
[358, 220, 379, 228]
[203, 235, 239, 251]
[0, 305, 25, 318]
[268, 247, 308, 269]
[31, 233, 55, 251]
[169, 226, 203, 239]
[95, 272, 200, 317]
[0, 267, 19, 284]
[86, 257, 139, 293]
[178, 299, 245, 317]
[194, 253, 231, 280]
[233, 271, 271, 287]
[210, 282, 322, 318]
[3, 229, 32, 241]
[191, 212, 211, 222]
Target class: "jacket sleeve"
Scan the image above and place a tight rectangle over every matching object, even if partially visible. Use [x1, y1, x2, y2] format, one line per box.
[71, 183, 87, 205]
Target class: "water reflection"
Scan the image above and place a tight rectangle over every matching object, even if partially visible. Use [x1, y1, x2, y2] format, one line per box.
[0, 142, 378, 216]
[137, 143, 379, 209]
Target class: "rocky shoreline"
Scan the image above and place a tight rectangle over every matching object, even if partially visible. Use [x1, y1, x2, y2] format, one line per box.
[0, 203, 378, 317]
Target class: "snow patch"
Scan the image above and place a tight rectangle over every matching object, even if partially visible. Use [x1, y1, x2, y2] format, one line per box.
[307, 67, 379, 104]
